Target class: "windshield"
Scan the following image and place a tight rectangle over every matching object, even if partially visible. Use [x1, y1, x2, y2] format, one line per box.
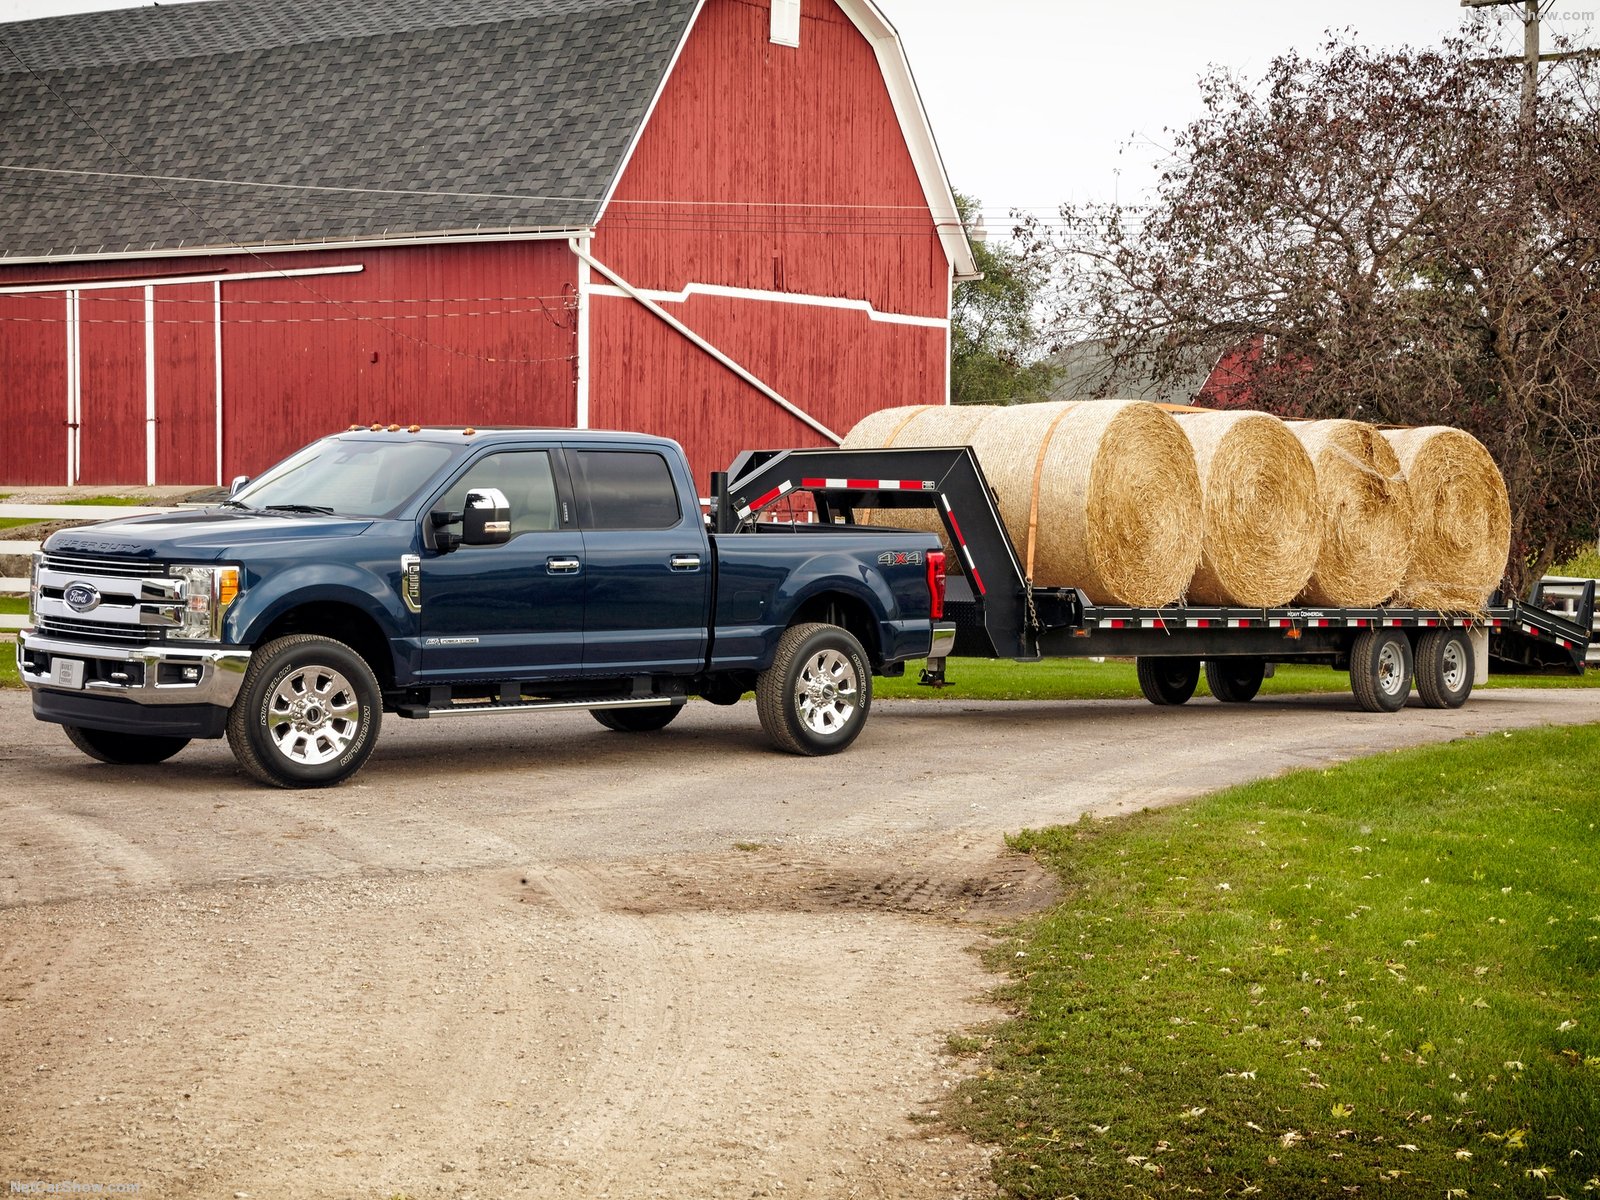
[233, 437, 460, 518]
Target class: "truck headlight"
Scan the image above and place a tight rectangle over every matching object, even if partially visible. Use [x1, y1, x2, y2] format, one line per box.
[168, 565, 241, 641]
[29, 551, 41, 627]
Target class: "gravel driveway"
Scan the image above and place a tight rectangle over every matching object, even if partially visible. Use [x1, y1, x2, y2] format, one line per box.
[4, 685, 1597, 1198]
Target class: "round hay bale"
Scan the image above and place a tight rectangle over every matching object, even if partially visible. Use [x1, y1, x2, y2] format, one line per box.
[1382, 426, 1510, 609]
[1177, 411, 1321, 607]
[842, 404, 997, 449]
[1287, 419, 1413, 606]
[966, 400, 1202, 605]
[842, 405, 999, 536]
[841, 406, 938, 450]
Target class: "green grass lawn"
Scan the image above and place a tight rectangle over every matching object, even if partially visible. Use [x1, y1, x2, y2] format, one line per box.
[877, 657, 1599, 702]
[950, 723, 1600, 1199]
[55, 494, 154, 506]
[0, 597, 23, 689]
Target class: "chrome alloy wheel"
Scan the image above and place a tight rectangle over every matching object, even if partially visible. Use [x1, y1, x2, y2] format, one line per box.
[266, 663, 362, 766]
[794, 647, 860, 736]
[1377, 641, 1407, 697]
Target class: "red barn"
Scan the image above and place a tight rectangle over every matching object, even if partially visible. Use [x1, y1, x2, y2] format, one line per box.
[0, 0, 975, 489]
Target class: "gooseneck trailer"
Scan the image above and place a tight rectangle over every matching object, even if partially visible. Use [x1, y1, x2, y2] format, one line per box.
[715, 446, 1592, 711]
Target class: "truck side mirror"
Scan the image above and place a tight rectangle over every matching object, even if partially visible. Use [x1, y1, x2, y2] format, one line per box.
[229, 475, 250, 497]
[460, 487, 512, 546]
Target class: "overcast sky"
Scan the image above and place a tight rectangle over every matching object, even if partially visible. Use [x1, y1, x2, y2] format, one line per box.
[2, 0, 1594, 234]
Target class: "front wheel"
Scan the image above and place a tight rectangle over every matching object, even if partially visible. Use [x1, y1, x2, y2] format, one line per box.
[226, 634, 382, 788]
[591, 703, 684, 732]
[64, 725, 189, 765]
[756, 622, 872, 756]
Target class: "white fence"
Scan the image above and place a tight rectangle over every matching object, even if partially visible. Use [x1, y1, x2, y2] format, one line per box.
[0, 502, 178, 630]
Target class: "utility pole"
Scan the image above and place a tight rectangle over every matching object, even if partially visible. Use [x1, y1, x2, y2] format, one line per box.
[1461, 0, 1543, 135]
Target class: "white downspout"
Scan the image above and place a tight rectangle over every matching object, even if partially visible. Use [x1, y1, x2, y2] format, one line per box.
[568, 238, 842, 445]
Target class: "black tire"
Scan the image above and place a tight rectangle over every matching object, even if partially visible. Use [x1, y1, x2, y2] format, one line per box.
[1415, 628, 1474, 709]
[63, 725, 189, 765]
[1349, 629, 1414, 713]
[1205, 657, 1266, 703]
[591, 703, 684, 732]
[756, 622, 872, 756]
[226, 634, 382, 788]
[1136, 657, 1200, 705]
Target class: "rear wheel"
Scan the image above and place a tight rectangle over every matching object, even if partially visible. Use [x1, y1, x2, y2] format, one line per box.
[756, 622, 872, 756]
[591, 703, 684, 732]
[227, 634, 382, 788]
[63, 725, 189, 765]
[1205, 657, 1266, 703]
[1136, 657, 1200, 705]
[1349, 629, 1413, 713]
[1415, 629, 1473, 709]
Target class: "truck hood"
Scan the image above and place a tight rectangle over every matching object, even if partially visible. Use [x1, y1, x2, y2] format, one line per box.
[42, 509, 375, 561]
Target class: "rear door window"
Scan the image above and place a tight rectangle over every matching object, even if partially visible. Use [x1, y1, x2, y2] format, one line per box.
[570, 450, 682, 530]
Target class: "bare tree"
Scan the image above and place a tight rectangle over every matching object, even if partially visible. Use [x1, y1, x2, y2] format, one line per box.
[1032, 32, 1600, 592]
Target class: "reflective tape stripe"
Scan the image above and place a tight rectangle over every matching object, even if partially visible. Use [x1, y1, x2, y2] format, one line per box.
[735, 479, 793, 519]
[799, 477, 933, 491]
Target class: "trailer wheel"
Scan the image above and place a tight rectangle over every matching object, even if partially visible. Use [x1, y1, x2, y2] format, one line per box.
[756, 622, 872, 756]
[1136, 657, 1200, 705]
[1349, 629, 1413, 713]
[63, 726, 190, 765]
[1415, 629, 1474, 709]
[591, 703, 684, 732]
[226, 634, 382, 788]
[1205, 658, 1266, 703]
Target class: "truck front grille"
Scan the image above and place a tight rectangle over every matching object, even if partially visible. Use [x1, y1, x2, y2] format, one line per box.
[33, 552, 176, 646]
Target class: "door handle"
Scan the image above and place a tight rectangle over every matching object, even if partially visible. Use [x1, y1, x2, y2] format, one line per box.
[547, 556, 581, 574]
[669, 554, 702, 571]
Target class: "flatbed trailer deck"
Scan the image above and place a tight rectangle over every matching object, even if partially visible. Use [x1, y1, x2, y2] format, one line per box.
[714, 446, 1592, 712]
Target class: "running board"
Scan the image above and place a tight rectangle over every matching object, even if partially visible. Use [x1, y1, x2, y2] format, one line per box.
[396, 695, 679, 720]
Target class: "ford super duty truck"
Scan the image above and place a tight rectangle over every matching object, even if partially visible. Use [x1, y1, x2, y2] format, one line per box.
[17, 427, 954, 788]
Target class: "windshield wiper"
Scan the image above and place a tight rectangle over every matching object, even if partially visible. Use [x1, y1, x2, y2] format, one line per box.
[219, 498, 254, 511]
[262, 503, 336, 515]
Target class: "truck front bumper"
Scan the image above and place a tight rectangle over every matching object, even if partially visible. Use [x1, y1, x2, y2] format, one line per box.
[17, 630, 251, 737]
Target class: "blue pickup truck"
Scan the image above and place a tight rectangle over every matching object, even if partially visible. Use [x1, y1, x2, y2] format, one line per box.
[16, 427, 953, 788]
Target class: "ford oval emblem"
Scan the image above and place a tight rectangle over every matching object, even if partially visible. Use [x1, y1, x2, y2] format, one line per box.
[63, 581, 102, 613]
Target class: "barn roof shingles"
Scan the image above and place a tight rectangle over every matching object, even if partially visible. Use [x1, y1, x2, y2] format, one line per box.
[0, 0, 697, 258]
